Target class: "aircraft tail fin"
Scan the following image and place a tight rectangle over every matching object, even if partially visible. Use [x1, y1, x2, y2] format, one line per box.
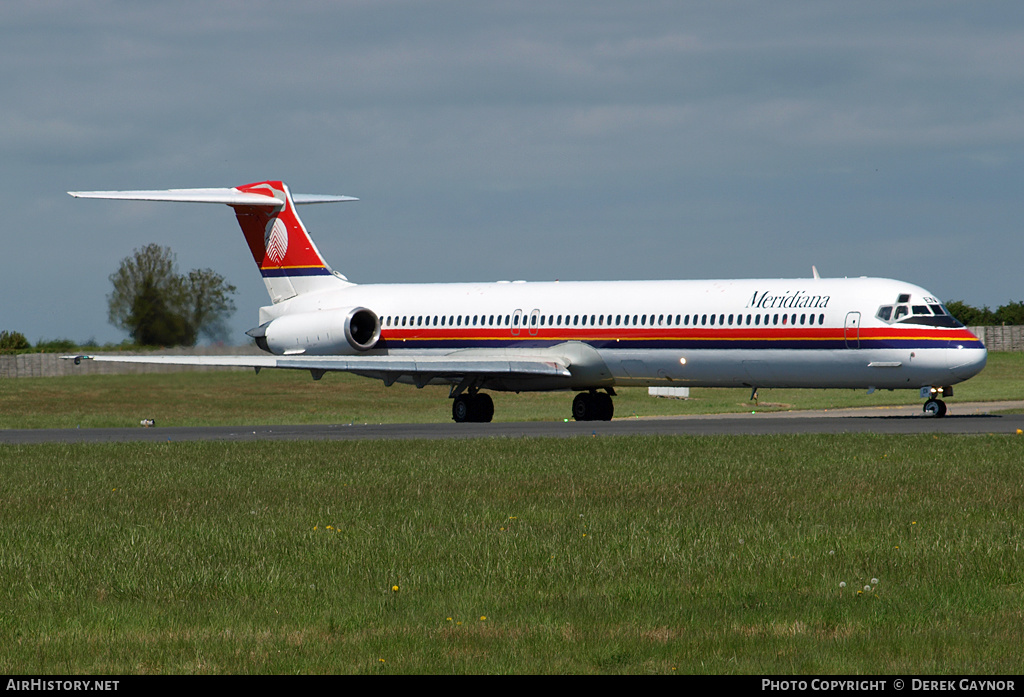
[69, 181, 358, 303]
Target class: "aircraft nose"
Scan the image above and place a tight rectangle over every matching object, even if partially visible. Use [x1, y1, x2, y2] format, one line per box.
[948, 346, 987, 381]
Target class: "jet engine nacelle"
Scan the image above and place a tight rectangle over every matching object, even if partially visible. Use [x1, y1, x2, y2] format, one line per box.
[249, 307, 380, 355]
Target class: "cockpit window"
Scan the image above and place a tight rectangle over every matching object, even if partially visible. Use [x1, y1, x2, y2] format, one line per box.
[876, 300, 963, 327]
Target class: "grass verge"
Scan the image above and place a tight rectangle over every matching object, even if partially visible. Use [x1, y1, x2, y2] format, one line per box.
[0, 434, 1021, 674]
[1, 353, 1021, 429]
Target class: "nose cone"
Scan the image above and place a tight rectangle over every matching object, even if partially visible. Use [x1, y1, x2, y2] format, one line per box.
[949, 346, 987, 382]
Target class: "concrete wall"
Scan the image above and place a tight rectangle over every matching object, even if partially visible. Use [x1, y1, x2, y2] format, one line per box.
[0, 345, 265, 378]
[967, 326, 1024, 353]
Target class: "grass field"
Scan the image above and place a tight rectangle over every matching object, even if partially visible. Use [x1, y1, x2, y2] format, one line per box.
[0, 435, 1021, 674]
[1, 352, 1021, 429]
[0, 354, 1021, 673]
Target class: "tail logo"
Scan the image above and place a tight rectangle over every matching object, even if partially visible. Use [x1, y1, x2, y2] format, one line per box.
[265, 218, 289, 265]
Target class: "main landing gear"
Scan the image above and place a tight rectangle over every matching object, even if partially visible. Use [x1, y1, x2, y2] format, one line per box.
[452, 393, 494, 423]
[450, 388, 616, 423]
[922, 386, 952, 418]
[572, 389, 615, 422]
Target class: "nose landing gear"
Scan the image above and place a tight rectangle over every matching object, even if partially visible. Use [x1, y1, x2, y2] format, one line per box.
[922, 386, 952, 418]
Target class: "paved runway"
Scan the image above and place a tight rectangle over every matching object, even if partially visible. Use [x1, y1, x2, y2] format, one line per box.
[2, 402, 1022, 444]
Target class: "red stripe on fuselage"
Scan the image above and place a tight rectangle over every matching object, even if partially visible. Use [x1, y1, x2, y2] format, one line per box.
[378, 326, 979, 342]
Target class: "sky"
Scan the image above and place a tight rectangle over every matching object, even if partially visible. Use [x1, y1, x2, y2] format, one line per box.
[3, 1, 1023, 345]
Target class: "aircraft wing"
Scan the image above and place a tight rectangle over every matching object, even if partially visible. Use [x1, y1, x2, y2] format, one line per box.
[62, 351, 572, 384]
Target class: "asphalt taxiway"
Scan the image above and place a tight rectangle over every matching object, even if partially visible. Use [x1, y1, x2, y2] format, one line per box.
[2, 401, 1022, 445]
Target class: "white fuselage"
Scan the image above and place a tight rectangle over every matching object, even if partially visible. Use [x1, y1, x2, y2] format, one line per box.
[259, 276, 987, 393]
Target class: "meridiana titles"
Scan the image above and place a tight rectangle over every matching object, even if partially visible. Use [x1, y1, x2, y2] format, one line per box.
[746, 289, 830, 310]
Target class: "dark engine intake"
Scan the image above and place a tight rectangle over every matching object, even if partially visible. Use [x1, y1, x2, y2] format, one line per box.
[248, 307, 380, 355]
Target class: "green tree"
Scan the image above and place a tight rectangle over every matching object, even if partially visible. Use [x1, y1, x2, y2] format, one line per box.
[108, 244, 236, 346]
[994, 301, 1024, 326]
[943, 300, 997, 327]
[184, 268, 237, 343]
[0, 330, 29, 351]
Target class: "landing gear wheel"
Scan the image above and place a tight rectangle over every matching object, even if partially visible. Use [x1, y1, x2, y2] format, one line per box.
[572, 393, 591, 421]
[452, 393, 494, 423]
[572, 392, 614, 422]
[923, 398, 947, 418]
[453, 395, 472, 422]
[474, 393, 494, 422]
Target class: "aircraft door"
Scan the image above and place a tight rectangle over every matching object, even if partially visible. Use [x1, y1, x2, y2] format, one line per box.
[511, 309, 523, 336]
[844, 312, 861, 349]
[528, 309, 540, 336]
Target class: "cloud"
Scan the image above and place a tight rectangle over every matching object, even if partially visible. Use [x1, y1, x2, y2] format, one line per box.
[2, 0, 1023, 344]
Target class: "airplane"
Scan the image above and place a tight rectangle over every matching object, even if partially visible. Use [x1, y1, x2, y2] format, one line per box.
[66, 180, 987, 422]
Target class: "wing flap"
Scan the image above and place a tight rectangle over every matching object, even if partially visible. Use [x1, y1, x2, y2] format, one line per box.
[62, 353, 571, 378]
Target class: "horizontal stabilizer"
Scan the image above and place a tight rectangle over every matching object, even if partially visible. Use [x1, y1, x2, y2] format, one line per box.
[292, 194, 360, 205]
[68, 188, 357, 206]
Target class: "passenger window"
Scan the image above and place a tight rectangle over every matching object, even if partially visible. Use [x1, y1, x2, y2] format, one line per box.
[701, 314, 707, 326]
[800, 314, 805, 325]
[773, 314, 779, 325]
[754, 314, 760, 326]
[709, 314, 715, 326]
[818, 314, 824, 325]
[727, 314, 733, 326]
